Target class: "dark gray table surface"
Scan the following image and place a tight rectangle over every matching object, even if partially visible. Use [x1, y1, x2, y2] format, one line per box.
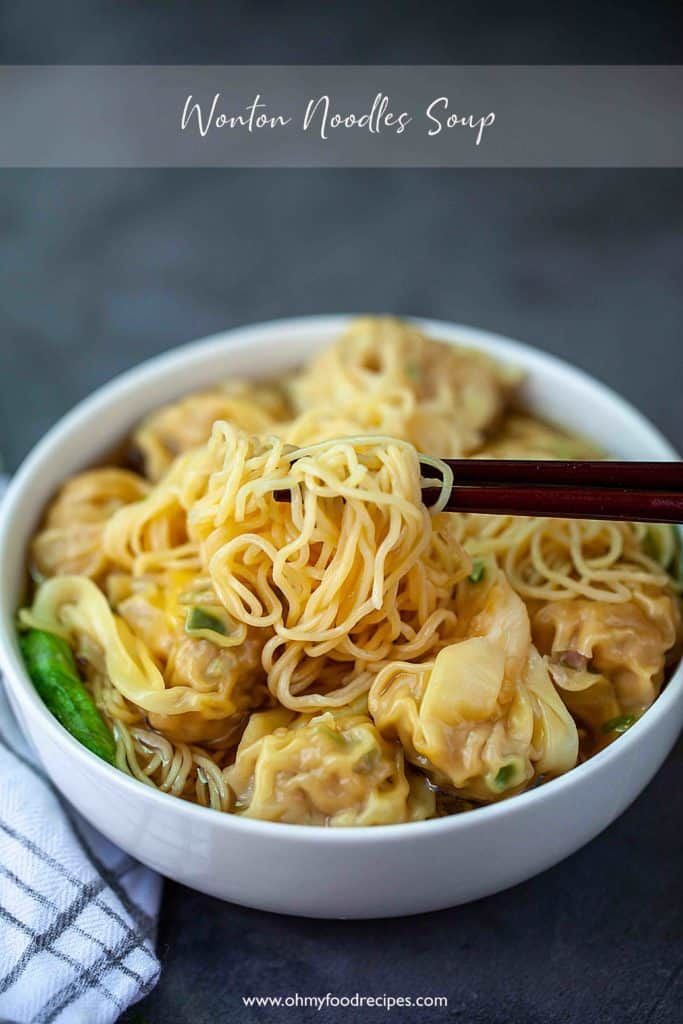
[1, 4, 682, 1023]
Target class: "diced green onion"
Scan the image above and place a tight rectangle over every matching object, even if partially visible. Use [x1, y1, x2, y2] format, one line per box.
[468, 560, 486, 584]
[185, 607, 227, 636]
[601, 713, 638, 735]
[315, 724, 347, 747]
[493, 763, 516, 789]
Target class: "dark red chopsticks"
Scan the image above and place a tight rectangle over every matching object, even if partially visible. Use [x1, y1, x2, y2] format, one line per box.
[423, 459, 683, 523]
[421, 459, 683, 491]
[275, 459, 683, 523]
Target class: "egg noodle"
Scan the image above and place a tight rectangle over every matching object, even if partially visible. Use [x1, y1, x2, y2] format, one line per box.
[21, 318, 681, 825]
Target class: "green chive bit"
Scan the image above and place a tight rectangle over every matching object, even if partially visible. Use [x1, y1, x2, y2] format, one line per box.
[315, 724, 347, 747]
[468, 560, 486, 584]
[493, 763, 516, 789]
[185, 607, 227, 636]
[601, 713, 638, 735]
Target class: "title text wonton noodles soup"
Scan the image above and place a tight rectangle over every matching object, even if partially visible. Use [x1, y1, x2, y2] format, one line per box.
[18, 318, 682, 825]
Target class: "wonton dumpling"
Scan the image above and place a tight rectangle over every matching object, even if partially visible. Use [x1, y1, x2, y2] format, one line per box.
[22, 575, 268, 730]
[105, 570, 196, 662]
[133, 382, 289, 482]
[534, 593, 682, 719]
[225, 708, 435, 826]
[478, 413, 601, 461]
[103, 570, 269, 743]
[284, 317, 519, 457]
[32, 469, 149, 581]
[369, 570, 578, 800]
[146, 631, 268, 744]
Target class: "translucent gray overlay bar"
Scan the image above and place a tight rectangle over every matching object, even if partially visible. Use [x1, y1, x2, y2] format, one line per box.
[0, 66, 680, 167]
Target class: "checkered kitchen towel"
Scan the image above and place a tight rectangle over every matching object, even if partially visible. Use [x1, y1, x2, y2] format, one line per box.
[0, 482, 162, 1024]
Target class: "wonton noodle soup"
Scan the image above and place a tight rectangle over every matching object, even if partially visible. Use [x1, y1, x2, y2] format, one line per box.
[19, 318, 682, 825]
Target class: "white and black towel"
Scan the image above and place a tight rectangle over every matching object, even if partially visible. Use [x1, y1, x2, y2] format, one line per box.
[0, 480, 162, 1024]
[0, 683, 162, 1024]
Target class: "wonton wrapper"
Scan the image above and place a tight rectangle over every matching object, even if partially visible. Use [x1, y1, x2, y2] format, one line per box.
[134, 382, 289, 482]
[22, 576, 267, 734]
[369, 570, 578, 800]
[284, 317, 519, 456]
[533, 592, 681, 721]
[225, 708, 435, 826]
[32, 469, 149, 581]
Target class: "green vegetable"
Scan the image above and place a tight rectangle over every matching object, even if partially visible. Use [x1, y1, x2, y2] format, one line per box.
[486, 761, 522, 793]
[468, 560, 486, 584]
[185, 606, 228, 636]
[19, 629, 116, 764]
[601, 713, 638, 735]
[493, 763, 517, 789]
[315, 724, 348, 747]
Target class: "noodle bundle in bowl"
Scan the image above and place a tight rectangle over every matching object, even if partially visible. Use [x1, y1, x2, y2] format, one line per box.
[17, 317, 682, 827]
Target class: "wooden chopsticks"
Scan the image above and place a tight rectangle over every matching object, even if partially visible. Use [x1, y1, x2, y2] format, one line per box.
[421, 460, 683, 523]
[420, 459, 683, 490]
[275, 459, 683, 523]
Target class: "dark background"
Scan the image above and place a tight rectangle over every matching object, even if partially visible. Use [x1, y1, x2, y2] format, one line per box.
[1, 3, 681, 1023]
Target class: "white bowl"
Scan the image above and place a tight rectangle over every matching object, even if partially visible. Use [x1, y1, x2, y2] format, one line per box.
[0, 316, 680, 919]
